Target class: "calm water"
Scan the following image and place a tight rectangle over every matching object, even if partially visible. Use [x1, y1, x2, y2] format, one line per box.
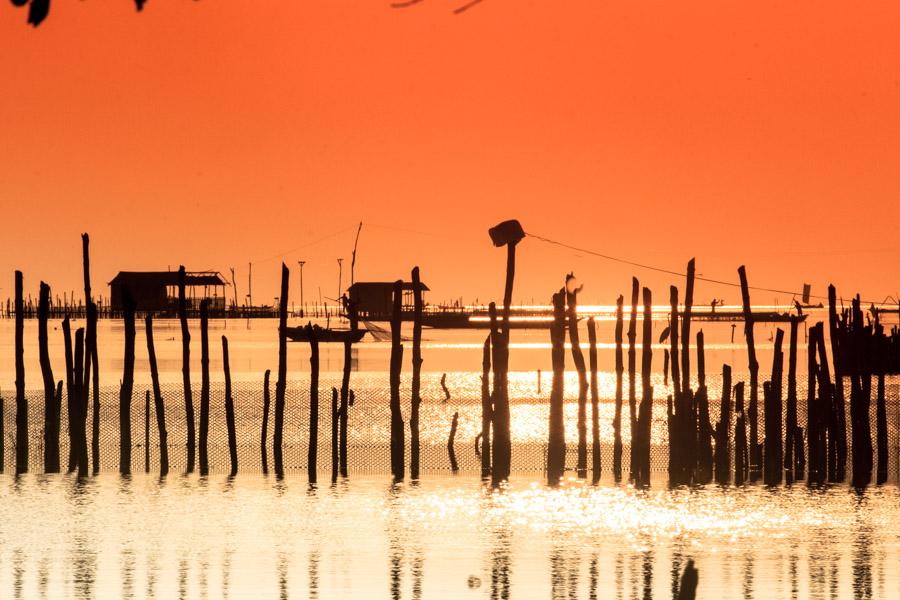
[0, 315, 899, 598]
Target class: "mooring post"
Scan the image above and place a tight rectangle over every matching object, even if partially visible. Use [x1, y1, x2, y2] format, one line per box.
[734, 381, 747, 485]
[331, 387, 339, 484]
[681, 259, 695, 396]
[146, 316, 169, 477]
[806, 323, 820, 483]
[827, 285, 847, 481]
[611, 299, 624, 482]
[177, 266, 196, 474]
[89, 301, 100, 475]
[274, 264, 289, 477]
[198, 299, 210, 475]
[119, 286, 137, 475]
[784, 317, 799, 483]
[714, 364, 732, 485]
[74, 327, 88, 477]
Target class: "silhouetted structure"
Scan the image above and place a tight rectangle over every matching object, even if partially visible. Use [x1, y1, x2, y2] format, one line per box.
[347, 281, 429, 319]
[109, 271, 227, 313]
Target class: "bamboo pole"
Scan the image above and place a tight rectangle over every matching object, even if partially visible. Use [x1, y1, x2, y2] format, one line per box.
[448, 411, 459, 473]
[222, 336, 238, 477]
[197, 299, 210, 475]
[547, 289, 566, 486]
[146, 316, 169, 477]
[410, 267, 424, 480]
[627, 278, 639, 481]
[302, 327, 317, 485]
[177, 266, 196, 474]
[274, 263, 289, 477]
[588, 315, 602, 484]
[389, 280, 405, 481]
[14, 271, 27, 474]
[262, 369, 271, 476]
[738, 266, 761, 481]
[480, 334, 492, 479]
[39, 281, 59, 472]
[566, 275, 589, 479]
[119, 286, 136, 475]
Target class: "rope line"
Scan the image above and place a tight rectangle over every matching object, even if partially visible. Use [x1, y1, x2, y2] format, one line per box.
[526, 232, 892, 307]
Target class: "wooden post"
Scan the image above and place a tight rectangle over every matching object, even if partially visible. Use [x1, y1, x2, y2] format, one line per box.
[875, 335, 887, 485]
[848, 296, 873, 488]
[307, 328, 320, 484]
[63, 316, 77, 473]
[667, 285, 682, 484]
[566, 275, 589, 479]
[785, 317, 799, 483]
[87, 301, 100, 475]
[636, 287, 653, 487]
[262, 369, 271, 476]
[448, 411, 459, 473]
[331, 387, 339, 483]
[274, 263, 289, 477]
[696, 329, 705, 389]
[714, 365, 732, 485]
[177, 266, 196, 474]
[737, 266, 761, 481]
[547, 289, 566, 486]
[589, 315, 602, 484]
[146, 316, 169, 477]
[764, 328, 784, 485]
[480, 334, 492, 479]
[339, 337, 351, 479]
[198, 299, 210, 475]
[806, 323, 820, 483]
[74, 327, 88, 477]
[39, 281, 59, 473]
[410, 267, 424, 480]
[222, 336, 238, 477]
[612, 298, 624, 482]
[827, 285, 847, 482]
[145, 390, 150, 474]
[734, 382, 747, 485]
[627, 277, 639, 481]
[389, 280, 405, 481]
[119, 286, 137, 475]
[814, 323, 834, 484]
[0, 389, 3, 473]
[680, 259, 695, 395]
[695, 333, 713, 484]
[14, 271, 27, 474]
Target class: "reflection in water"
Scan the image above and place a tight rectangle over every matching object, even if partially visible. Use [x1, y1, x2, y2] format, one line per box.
[0, 474, 899, 598]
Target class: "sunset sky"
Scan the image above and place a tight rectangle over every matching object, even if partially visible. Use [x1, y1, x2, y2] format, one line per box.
[1, 1, 898, 307]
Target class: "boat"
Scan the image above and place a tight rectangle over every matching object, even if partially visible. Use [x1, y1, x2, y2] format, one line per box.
[680, 310, 807, 323]
[284, 325, 366, 343]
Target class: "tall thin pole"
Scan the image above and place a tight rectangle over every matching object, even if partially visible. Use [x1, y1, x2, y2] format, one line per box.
[337, 258, 344, 303]
[298, 261, 306, 318]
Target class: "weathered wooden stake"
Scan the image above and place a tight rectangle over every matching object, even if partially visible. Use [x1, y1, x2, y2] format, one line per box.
[714, 364, 732, 485]
[635, 287, 654, 487]
[389, 280, 405, 481]
[306, 326, 319, 484]
[612, 298, 624, 482]
[274, 263, 289, 477]
[827, 285, 847, 482]
[784, 317, 799, 483]
[480, 334, 492, 479]
[588, 315, 602, 484]
[74, 327, 88, 477]
[331, 387, 339, 483]
[410, 267, 424, 479]
[39, 281, 59, 472]
[63, 316, 77, 472]
[146, 316, 169, 477]
[734, 382, 747, 485]
[738, 266, 761, 481]
[680, 259, 695, 395]
[547, 289, 566, 486]
[177, 266, 196, 474]
[14, 271, 27, 474]
[89, 301, 100, 475]
[262, 369, 271, 476]
[119, 286, 136, 475]
[199, 299, 210, 475]
[145, 390, 150, 474]
[806, 323, 821, 483]
[448, 411, 459, 473]
[222, 336, 238, 477]
[627, 277, 639, 481]
[566, 275, 589, 479]
[763, 328, 784, 485]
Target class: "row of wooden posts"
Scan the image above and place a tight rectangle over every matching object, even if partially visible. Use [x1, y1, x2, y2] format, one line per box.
[3, 230, 897, 487]
[544, 258, 897, 488]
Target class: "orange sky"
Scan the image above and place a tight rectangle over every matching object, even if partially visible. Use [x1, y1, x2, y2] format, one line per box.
[1, 1, 898, 307]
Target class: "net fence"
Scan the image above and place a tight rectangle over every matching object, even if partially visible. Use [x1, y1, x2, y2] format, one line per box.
[2, 372, 899, 481]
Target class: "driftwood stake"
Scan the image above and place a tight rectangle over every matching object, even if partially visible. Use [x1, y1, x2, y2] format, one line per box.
[14, 271, 27, 474]
[627, 278, 639, 481]
[39, 281, 59, 472]
[262, 369, 271, 476]
[448, 411, 459, 473]
[410, 267, 424, 479]
[306, 326, 319, 484]
[612, 297, 625, 482]
[199, 299, 210, 475]
[480, 334, 492, 478]
[547, 289, 566, 486]
[588, 315, 602, 484]
[389, 281, 405, 481]
[565, 275, 589, 479]
[738, 266, 761, 481]
[63, 316, 76, 472]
